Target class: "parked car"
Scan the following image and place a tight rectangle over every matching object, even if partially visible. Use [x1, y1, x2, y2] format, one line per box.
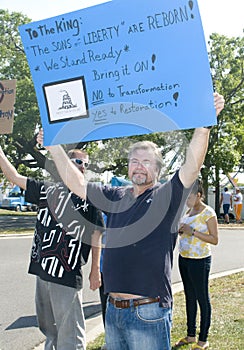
[1, 186, 37, 212]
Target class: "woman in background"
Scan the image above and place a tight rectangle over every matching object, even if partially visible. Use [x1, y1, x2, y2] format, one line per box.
[233, 187, 243, 223]
[173, 180, 218, 350]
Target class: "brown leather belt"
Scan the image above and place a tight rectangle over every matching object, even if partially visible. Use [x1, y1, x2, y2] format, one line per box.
[109, 296, 160, 309]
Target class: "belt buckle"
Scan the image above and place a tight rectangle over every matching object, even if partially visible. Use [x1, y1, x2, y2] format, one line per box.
[121, 300, 126, 308]
[120, 299, 129, 308]
[112, 298, 130, 309]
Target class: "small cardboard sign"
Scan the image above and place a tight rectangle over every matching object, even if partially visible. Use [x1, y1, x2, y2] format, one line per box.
[0, 79, 17, 134]
[19, 0, 215, 145]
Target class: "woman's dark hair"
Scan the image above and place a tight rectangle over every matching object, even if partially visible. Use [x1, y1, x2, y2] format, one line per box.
[191, 178, 205, 198]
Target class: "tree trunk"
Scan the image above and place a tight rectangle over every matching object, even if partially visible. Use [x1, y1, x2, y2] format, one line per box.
[215, 165, 220, 217]
[201, 166, 209, 205]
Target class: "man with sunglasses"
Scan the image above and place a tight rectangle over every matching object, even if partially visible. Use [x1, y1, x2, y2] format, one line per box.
[70, 156, 89, 169]
[0, 146, 104, 350]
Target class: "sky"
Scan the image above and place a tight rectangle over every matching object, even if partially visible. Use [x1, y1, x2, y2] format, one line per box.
[1, 0, 243, 42]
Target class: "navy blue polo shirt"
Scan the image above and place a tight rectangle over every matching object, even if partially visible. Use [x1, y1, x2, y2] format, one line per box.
[87, 171, 190, 307]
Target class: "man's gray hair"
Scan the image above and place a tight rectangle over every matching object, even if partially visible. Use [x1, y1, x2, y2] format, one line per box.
[128, 141, 164, 175]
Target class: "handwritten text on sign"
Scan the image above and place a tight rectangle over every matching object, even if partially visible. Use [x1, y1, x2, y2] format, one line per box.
[19, 0, 215, 145]
[0, 80, 17, 135]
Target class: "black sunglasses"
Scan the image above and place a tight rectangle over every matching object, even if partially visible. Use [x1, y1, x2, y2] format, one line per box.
[70, 158, 89, 168]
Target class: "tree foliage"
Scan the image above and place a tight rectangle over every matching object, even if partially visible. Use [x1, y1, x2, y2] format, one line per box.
[0, 10, 46, 178]
[83, 131, 187, 178]
[202, 33, 244, 212]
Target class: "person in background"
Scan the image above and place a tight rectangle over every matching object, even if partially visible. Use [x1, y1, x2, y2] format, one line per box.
[0, 145, 104, 350]
[38, 93, 225, 350]
[219, 187, 232, 224]
[233, 187, 243, 223]
[173, 179, 218, 350]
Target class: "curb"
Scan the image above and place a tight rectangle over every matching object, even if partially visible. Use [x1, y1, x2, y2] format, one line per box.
[33, 267, 244, 350]
[0, 225, 243, 239]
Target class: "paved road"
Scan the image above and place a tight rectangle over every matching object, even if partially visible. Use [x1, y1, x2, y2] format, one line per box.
[0, 228, 243, 350]
[172, 227, 244, 281]
[0, 235, 101, 350]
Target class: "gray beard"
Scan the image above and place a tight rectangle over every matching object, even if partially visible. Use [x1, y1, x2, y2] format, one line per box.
[132, 175, 153, 186]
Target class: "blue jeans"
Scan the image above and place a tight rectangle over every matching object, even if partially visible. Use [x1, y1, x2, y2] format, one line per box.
[178, 255, 211, 342]
[105, 299, 172, 350]
[223, 204, 230, 215]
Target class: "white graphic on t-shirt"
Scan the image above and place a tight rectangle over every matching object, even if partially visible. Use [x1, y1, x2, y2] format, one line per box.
[31, 183, 95, 280]
[75, 200, 89, 212]
[37, 207, 52, 227]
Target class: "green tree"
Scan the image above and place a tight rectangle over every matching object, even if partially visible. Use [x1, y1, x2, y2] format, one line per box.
[0, 10, 49, 179]
[0, 10, 79, 181]
[201, 33, 244, 214]
[83, 131, 187, 178]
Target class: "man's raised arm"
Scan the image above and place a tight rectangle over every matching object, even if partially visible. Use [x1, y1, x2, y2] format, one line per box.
[179, 92, 225, 188]
[0, 146, 27, 190]
[37, 130, 87, 199]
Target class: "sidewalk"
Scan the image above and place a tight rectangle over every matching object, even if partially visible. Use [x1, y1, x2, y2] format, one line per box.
[33, 267, 244, 350]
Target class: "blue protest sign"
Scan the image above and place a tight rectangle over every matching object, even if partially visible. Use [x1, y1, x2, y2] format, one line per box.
[19, 0, 215, 145]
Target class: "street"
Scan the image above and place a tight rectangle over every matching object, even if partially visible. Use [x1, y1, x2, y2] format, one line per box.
[0, 235, 101, 350]
[0, 228, 243, 350]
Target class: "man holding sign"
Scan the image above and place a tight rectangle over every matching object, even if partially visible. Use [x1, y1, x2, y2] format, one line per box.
[38, 92, 224, 349]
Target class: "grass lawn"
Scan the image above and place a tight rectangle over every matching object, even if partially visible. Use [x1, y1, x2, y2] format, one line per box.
[171, 272, 244, 349]
[0, 208, 37, 216]
[87, 272, 244, 350]
[0, 208, 36, 234]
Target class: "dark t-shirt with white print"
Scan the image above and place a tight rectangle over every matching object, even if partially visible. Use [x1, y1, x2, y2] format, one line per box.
[25, 179, 104, 289]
